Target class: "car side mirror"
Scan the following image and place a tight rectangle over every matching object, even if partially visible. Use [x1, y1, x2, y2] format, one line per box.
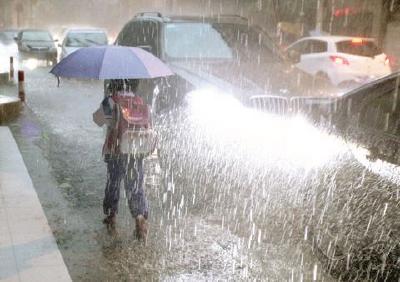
[14, 36, 18, 41]
[58, 43, 62, 47]
[288, 50, 301, 64]
[54, 39, 59, 42]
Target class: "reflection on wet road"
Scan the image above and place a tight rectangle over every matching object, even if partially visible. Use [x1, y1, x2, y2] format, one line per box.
[11, 67, 398, 281]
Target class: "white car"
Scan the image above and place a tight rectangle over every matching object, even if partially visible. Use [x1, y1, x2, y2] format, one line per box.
[59, 29, 108, 60]
[285, 36, 392, 87]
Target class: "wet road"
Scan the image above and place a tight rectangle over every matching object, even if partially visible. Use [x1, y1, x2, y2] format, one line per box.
[7, 66, 398, 281]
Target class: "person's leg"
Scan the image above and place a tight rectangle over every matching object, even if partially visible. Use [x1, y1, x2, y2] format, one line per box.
[103, 157, 125, 224]
[124, 156, 148, 240]
[124, 156, 148, 219]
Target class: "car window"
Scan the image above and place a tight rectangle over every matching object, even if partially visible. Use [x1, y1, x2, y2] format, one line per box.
[336, 40, 382, 57]
[21, 31, 52, 41]
[164, 23, 233, 60]
[136, 21, 160, 56]
[3, 31, 16, 40]
[65, 32, 107, 47]
[117, 21, 159, 56]
[117, 22, 139, 46]
[288, 40, 309, 55]
[212, 23, 281, 64]
[0, 32, 14, 44]
[0, 31, 17, 41]
[309, 40, 327, 53]
[0, 33, 8, 43]
[359, 76, 400, 135]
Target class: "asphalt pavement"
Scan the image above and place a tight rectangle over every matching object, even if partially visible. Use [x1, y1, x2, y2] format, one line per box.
[2, 66, 336, 281]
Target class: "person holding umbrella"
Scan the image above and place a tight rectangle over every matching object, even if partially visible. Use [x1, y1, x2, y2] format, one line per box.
[101, 78, 150, 240]
[50, 46, 174, 241]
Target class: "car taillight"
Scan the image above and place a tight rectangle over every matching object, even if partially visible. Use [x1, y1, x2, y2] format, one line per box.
[384, 55, 395, 68]
[385, 55, 390, 65]
[330, 55, 349, 65]
[351, 38, 363, 45]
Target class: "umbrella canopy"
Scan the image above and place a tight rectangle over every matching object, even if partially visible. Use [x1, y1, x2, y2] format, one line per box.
[50, 46, 174, 79]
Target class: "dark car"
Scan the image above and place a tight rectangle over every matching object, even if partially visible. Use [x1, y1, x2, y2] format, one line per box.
[113, 12, 316, 114]
[333, 72, 400, 164]
[113, 13, 399, 280]
[301, 73, 400, 280]
[15, 29, 58, 66]
[230, 68, 400, 280]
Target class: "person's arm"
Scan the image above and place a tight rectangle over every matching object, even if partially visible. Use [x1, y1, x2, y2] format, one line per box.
[93, 96, 114, 127]
[102, 96, 117, 128]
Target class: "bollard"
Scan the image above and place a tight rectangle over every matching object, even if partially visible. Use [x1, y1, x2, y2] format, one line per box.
[9, 57, 14, 81]
[18, 70, 25, 102]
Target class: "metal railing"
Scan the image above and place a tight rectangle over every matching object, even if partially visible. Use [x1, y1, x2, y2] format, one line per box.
[249, 95, 335, 117]
[250, 95, 290, 115]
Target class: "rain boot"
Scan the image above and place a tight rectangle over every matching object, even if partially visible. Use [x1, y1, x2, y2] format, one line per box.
[103, 211, 116, 229]
[135, 214, 148, 242]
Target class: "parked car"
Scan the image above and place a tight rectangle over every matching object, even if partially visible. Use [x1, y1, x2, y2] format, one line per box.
[15, 29, 58, 66]
[300, 73, 400, 281]
[285, 36, 392, 88]
[114, 13, 399, 281]
[113, 12, 316, 114]
[59, 28, 108, 60]
[332, 72, 400, 169]
[0, 29, 19, 64]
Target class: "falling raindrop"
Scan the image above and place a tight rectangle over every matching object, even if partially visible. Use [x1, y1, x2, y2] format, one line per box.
[312, 264, 318, 281]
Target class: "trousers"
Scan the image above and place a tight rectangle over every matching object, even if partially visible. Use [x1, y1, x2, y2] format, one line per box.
[103, 155, 148, 219]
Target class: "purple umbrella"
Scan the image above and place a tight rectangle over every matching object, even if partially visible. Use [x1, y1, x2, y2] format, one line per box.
[50, 46, 174, 80]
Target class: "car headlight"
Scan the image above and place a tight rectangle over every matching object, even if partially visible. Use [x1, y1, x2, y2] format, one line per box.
[24, 58, 39, 70]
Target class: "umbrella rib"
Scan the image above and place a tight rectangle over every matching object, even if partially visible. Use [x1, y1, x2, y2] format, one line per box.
[98, 47, 108, 79]
[134, 48, 153, 78]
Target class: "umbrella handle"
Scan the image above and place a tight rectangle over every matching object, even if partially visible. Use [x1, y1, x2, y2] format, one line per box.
[57, 76, 60, 87]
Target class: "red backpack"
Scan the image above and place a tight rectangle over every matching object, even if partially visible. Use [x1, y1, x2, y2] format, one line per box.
[114, 93, 156, 157]
[115, 94, 150, 131]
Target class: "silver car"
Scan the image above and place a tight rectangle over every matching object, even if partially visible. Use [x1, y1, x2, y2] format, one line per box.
[15, 29, 58, 66]
[59, 28, 108, 60]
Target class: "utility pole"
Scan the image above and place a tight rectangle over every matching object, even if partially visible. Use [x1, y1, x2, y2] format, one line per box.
[16, 1, 23, 28]
[30, 0, 33, 27]
[315, 0, 324, 32]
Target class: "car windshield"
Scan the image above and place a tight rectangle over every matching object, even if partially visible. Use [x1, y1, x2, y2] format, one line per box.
[336, 40, 382, 57]
[4, 31, 18, 38]
[212, 23, 281, 64]
[21, 31, 52, 41]
[0, 32, 14, 44]
[164, 23, 233, 60]
[65, 32, 108, 47]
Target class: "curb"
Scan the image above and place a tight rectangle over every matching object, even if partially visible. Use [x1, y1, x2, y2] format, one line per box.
[0, 95, 22, 124]
[0, 72, 9, 84]
[0, 126, 72, 281]
[0, 70, 17, 86]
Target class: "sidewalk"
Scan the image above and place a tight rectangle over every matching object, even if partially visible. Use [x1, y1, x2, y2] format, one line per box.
[0, 127, 71, 282]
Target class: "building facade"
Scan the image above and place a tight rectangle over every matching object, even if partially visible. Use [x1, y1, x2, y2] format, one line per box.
[0, 0, 392, 46]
